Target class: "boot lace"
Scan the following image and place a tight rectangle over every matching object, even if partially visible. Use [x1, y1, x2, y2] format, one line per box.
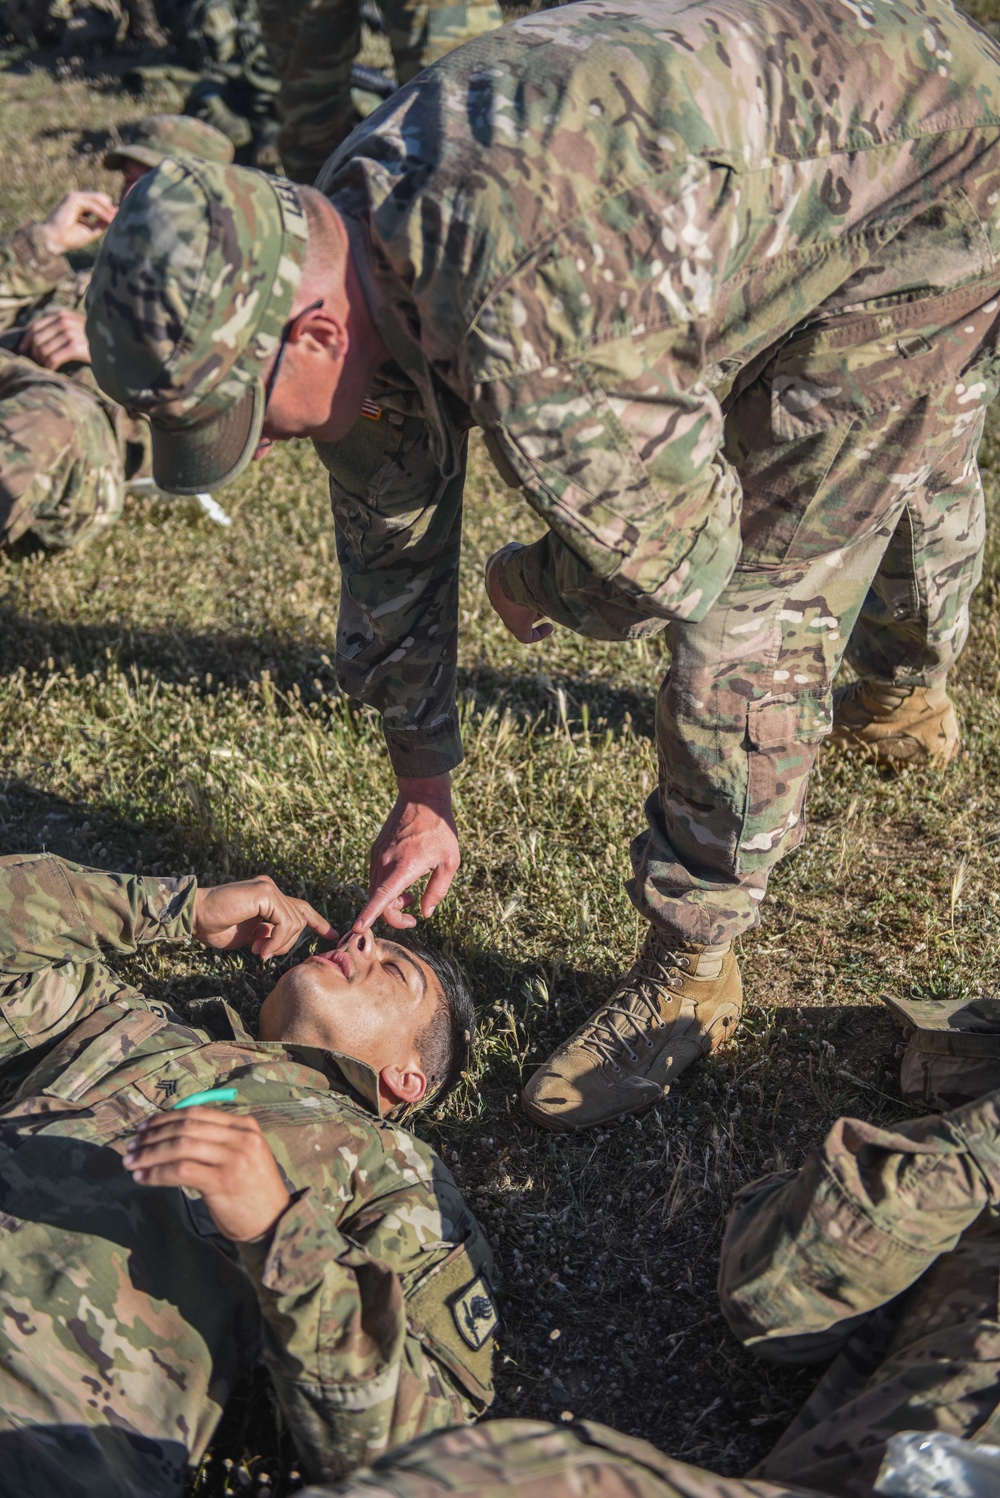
[581, 930, 691, 1072]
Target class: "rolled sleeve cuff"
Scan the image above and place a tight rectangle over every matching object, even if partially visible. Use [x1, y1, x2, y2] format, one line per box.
[495, 540, 549, 614]
[238, 1187, 349, 1297]
[383, 715, 464, 780]
[12, 223, 71, 290]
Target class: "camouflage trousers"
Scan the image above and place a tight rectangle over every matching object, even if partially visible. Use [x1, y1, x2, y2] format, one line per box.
[0, 350, 124, 552]
[629, 277, 999, 946]
[257, 0, 502, 182]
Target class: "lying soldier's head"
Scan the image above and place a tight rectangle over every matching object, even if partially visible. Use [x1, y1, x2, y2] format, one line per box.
[258, 928, 474, 1115]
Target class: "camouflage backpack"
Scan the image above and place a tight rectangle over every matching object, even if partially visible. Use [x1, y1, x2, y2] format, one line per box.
[884, 994, 1000, 1110]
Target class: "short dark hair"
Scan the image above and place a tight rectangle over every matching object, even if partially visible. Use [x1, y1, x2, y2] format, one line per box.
[407, 940, 476, 1109]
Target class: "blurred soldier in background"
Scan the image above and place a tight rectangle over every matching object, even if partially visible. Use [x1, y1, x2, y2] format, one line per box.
[256, 0, 504, 182]
[0, 114, 232, 552]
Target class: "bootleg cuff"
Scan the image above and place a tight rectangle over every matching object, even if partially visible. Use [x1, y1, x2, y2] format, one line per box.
[383, 715, 464, 780]
[11, 223, 72, 291]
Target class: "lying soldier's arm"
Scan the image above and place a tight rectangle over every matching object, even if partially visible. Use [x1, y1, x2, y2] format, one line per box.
[0, 853, 197, 1065]
[0, 855, 335, 1060]
[718, 1097, 1000, 1361]
[125, 1105, 495, 1480]
[236, 1147, 495, 1480]
[0, 853, 196, 980]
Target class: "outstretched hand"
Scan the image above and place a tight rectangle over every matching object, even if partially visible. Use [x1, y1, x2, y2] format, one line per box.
[40, 190, 117, 256]
[354, 775, 459, 932]
[124, 1108, 291, 1242]
[192, 875, 338, 960]
[485, 543, 554, 644]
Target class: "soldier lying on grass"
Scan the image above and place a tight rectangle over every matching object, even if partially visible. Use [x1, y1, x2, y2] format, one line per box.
[0, 853, 495, 1496]
[315, 1083, 1000, 1497]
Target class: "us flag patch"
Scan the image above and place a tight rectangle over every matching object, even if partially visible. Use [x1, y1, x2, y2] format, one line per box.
[360, 398, 382, 421]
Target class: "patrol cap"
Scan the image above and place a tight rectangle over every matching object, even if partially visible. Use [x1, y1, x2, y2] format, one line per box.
[885, 993, 1000, 1035]
[85, 157, 308, 494]
[884, 993, 1000, 1110]
[102, 115, 236, 173]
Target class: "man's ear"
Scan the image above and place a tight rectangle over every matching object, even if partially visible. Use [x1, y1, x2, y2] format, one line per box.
[290, 308, 345, 363]
[378, 1060, 427, 1109]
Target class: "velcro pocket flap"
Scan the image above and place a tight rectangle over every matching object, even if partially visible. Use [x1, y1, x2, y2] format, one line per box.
[406, 1242, 497, 1409]
[41, 1008, 167, 1102]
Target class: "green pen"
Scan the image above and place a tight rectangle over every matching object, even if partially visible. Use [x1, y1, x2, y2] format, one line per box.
[172, 1087, 239, 1110]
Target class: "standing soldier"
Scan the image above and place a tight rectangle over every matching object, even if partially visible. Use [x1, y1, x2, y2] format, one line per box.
[86, 0, 1000, 1128]
[256, 0, 502, 182]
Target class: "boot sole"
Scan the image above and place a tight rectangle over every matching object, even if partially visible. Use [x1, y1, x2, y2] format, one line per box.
[520, 1084, 662, 1133]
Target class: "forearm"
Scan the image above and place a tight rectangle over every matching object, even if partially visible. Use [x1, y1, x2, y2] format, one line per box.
[719, 1105, 1000, 1355]
[0, 225, 70, 333]
[0, 854, 196, 975]
[321, 415, 467, 780]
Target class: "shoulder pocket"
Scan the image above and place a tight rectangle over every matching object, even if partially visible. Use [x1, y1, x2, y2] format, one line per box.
[406, 1240, 497, 1410]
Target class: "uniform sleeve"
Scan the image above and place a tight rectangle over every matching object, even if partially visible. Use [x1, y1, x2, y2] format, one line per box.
[487, 346, 744, 640]
[314, 413, 467, 780]
[0, 223, 71, 334]
[0, 854, 196, 977]
[237, 1176, 494, 1481]
[717, 1101, 1000, 1360]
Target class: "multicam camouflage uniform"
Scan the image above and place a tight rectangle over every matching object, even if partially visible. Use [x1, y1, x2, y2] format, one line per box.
[311, 1090, 1000, 1498]
[256, 0, 503, 182]
[0, 114, 233, 550]
[0, 853, 496, 1494]
[306, 0, 1000, 947]
[0, 227, 130, 549]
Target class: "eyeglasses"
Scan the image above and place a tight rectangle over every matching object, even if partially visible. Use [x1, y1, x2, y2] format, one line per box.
[262, 297, 325, 412]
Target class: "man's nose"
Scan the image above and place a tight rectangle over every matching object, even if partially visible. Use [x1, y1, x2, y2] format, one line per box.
[340, 929, 374, 958]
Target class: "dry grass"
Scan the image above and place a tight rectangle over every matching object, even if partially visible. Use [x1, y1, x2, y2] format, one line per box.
[2, 17, 1000, 1493]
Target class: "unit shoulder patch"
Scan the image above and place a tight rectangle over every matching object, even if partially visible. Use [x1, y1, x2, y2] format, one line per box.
[450, 1275, 497, 1351]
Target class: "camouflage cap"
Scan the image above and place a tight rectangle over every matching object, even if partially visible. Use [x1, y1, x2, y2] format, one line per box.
[85, 158, 307, 493]
[102, 114, 236, 173]
[884, 994, 1000, 1111]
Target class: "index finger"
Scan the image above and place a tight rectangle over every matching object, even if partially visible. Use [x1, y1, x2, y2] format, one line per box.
[293, 898, 339, 942]
[254, 897, 338, 959]
[354, 869, 422, 933]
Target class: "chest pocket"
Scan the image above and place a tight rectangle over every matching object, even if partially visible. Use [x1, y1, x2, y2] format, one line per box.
[34, 1006, 181, 1106]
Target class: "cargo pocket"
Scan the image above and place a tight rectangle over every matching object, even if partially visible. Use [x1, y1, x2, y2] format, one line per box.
[736, 697, 826, 876]
[738, 277, 1000, 567]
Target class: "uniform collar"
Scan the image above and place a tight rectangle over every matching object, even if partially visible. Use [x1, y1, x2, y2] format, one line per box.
[339, 209, 461, 481]
[192, 997, 387, 1117]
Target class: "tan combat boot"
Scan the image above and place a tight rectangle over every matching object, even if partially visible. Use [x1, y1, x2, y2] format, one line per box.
[829, 680, 959, 768]
[521, 928, 742, 1131]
